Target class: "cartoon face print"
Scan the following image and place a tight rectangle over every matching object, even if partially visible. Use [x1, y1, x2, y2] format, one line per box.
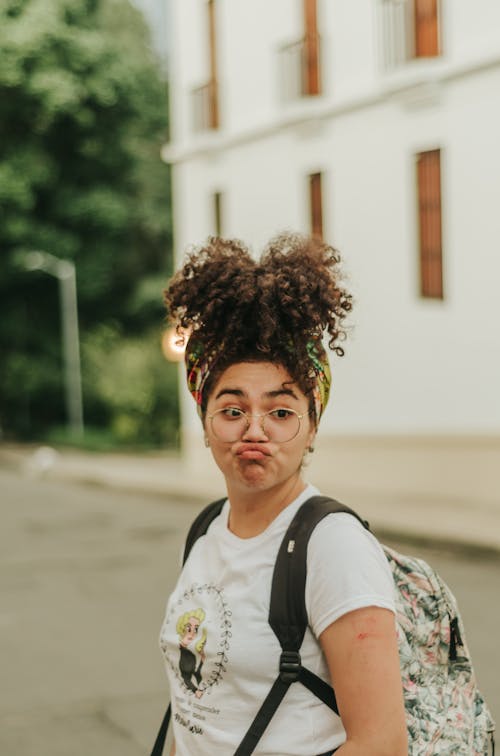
[181, 617, 201, 646]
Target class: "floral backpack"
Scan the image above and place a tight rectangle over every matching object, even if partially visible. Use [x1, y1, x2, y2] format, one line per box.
[152, 495, 496, 756]
[385, 542, 495, 754]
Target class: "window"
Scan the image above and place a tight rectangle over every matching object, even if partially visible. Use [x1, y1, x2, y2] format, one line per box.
[207, 0, 219, 128]
[303, 0, 321, 96]
[414, 0, 440, 58]
[213, 192, 223, 236]
[380, 0, 441, 69]
[309, 172, 323, 240]
[278, 0, 321, 100]
[416, 149, 443, 299]
[191, 0, 219, 130]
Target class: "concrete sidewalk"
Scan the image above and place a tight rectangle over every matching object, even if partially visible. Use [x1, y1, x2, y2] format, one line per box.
[1, 441, 500, 553]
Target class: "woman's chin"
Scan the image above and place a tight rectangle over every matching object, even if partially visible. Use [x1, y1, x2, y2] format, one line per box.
[235, 459, 271, 488]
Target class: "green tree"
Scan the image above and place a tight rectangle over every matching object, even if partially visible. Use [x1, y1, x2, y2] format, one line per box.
[0, 0, 176, 445]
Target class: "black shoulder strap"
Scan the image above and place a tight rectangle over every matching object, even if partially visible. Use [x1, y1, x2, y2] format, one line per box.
[150, 706, 171, 756]
[182, 496, 226, 564]
[150, 496, 226, 756]
[235, 495, 368, 756]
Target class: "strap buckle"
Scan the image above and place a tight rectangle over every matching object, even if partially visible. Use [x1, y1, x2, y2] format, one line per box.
[279, 650, 301, 683]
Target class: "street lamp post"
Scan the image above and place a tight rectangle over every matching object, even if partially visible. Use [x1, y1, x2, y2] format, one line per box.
[24, 251, 84, 437]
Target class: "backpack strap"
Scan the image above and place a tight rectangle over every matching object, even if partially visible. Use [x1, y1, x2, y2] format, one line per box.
[182, 497, 226, 564]
[235, 495, 368, 756]
[269, 496, 369, 650]
[150, 496, 226, 756]
[150, 705, 171, 756]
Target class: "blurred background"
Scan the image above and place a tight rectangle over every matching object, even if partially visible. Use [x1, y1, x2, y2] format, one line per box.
[1, 0, 178, 451]
[1, 0, 499, 754]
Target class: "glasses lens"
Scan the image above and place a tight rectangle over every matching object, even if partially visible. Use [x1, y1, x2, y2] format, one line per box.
[262, 409, 301, 442]
[210, 408, 248, 442]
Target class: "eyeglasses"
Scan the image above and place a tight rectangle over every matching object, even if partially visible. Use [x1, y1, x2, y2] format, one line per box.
[207, 407, 310, 444]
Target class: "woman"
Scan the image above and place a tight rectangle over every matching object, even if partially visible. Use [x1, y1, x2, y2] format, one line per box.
[159, 234, 407, 755]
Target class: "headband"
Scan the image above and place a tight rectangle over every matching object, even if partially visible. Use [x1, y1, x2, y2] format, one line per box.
[185, 339, 331, 422]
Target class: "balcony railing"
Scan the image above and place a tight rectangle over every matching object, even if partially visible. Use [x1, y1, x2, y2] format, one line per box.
[278, 35, 322, 101]
[191, 79, 219, 132]
[380, 0, 416, 69]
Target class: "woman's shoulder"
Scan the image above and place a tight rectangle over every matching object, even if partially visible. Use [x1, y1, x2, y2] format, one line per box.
[305, 506, 395, 637]
[308, 508, 388, 567]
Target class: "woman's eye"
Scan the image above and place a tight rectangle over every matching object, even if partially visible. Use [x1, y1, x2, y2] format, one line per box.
[222, 407, 244, 419]
[270, 408, 294, 420]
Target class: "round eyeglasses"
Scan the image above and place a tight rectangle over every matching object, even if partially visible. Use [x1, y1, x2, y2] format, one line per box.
[207, 407, 310, 444]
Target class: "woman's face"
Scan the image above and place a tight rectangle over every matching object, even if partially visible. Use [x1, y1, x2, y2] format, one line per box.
[204, 362, 316, 496]
[181, 617, 200, 646]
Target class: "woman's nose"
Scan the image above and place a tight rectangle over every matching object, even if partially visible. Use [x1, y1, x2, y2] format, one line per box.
[242, 414, 269, 441]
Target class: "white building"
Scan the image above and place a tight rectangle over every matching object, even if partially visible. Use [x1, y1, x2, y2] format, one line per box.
[163, 0, 500, 511]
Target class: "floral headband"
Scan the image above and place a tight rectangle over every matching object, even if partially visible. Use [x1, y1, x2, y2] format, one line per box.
[185, 338, 331, 422]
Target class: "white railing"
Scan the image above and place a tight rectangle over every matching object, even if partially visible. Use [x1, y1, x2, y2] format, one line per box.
[379, 0, 416, 69]
[191, 80, 218, 132]
[277, 36, 321, 101]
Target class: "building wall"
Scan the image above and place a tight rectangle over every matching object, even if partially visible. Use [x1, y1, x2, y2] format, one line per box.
[165, 0, 500, 449]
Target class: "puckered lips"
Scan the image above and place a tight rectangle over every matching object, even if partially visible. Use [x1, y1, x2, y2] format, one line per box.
[235, 443, 272, 461]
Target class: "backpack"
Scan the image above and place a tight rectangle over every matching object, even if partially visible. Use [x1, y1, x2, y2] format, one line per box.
[152, 495, 496, 756]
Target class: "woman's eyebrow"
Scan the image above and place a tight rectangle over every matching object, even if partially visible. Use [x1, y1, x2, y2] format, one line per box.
[214, 388, 245, 400]
[214, 387, 299, 401]
[264, 388, 299, 400]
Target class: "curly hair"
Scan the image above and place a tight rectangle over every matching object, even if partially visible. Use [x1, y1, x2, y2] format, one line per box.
[164, 232, 352, 412]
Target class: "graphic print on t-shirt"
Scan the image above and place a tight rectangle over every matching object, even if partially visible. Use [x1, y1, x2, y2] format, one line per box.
[160, 582, 232, 735]
[176, 607, 207, 697]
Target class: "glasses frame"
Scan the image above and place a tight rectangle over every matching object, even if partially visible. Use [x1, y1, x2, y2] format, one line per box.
[206, 407, 311, 444]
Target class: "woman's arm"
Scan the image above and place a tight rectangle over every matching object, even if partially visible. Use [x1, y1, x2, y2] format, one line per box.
[169, 741, 176, 756]
[320, 606, 407, 755]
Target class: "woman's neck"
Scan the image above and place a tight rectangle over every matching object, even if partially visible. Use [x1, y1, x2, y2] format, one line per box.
[225, 474, 307, 538]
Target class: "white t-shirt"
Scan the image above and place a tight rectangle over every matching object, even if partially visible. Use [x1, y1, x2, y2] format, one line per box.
[159, 485, 395, 755]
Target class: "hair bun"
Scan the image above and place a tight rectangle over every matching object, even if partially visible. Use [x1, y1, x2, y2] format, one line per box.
[164, 232, 352, 395]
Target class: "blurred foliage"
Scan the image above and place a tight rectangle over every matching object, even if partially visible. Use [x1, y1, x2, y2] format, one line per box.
[80, 324, 180, 448]
[0, 0, 177, 446]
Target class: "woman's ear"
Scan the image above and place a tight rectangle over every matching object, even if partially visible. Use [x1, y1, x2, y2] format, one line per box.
[301, 432, 316, 468]
[307, 426, 317, 453]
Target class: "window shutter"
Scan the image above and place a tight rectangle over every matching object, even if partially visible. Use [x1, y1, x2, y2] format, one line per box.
[417, 149, 443, 299]
[309, 173, 323, 240]
[414, 0, 440, 58]
[303, 0, 321, 95]
[213, 192, 223, 236]
[208, 0, 219, 128]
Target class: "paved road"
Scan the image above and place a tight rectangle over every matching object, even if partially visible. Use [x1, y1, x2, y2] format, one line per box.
[1, 470, 498, 755]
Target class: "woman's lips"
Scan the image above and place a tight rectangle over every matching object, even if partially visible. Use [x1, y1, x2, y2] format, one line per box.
[235, 445, 271, 461]
[238, 449, 268, 460]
